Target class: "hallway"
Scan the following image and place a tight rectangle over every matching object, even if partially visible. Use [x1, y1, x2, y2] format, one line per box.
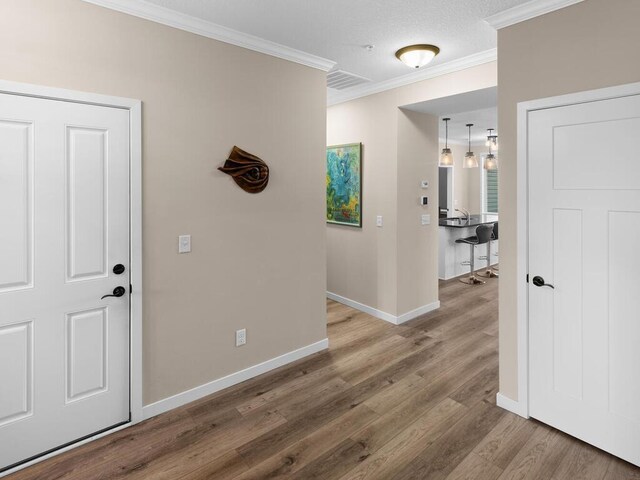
[8, 276, 639, 479]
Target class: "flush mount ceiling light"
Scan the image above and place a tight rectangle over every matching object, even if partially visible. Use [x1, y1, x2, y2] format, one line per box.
[395, 44, 440, 69]
[486, 128, 499, 150]
[464, 124, 478, 169]
[439, 117, 453, 167]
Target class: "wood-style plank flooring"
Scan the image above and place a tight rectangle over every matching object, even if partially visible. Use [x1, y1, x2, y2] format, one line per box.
[7, 276, 640, 479]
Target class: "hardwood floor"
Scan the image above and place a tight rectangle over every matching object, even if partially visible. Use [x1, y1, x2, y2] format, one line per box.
[7, 276, 640, 479]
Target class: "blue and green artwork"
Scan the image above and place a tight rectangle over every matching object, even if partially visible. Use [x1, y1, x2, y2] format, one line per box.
[326, 143, 362, 227]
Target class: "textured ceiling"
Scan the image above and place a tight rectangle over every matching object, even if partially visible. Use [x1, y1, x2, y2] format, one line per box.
[142, 0, 531, 83]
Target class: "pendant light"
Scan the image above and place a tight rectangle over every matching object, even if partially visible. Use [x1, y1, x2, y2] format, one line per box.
[486, 128, 498, 150]
[484, 137, 498, 171]
[463, 124, 478, 168]
[439, 117, 453, 167]
[395, 44, 440, 69]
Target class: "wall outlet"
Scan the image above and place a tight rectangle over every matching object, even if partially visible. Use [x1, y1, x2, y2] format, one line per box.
[421, 180, 429, 189]
[235, 328, 247, 347]
[178, 235, 191, 253]
[421, 214, 431, 225]
[376, 215, 383, 227]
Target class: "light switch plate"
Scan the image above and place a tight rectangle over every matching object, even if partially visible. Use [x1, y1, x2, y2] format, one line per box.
[178, 235, 191, 253]
[421, 214, 431, 225]
[376, 215, 383, 227]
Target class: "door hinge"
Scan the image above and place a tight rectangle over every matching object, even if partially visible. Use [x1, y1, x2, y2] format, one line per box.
[526, 274, 529, 283]
[130, 284, 133, 294]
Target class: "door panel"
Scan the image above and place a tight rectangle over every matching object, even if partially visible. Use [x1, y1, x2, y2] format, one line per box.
[608, 211, 640, 423]
[551, 208, 583, 400]
[0, 321, 33, 427]
[66, 126, 108, 282]
[65, 307, 108, 403]
[0, 120, 33, 292]
[0, 93, 130, 471]
[553, 117, 640, 190]
[529, 94, 640, 466]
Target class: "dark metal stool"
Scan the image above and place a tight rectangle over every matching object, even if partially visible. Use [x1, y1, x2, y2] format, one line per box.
[479, 222, 499, 278]
[455, 224, 493, 285]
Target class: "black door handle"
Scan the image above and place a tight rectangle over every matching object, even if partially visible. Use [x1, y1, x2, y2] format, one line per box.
[532, 276, 554, 289]
[101, 286, 126, 300]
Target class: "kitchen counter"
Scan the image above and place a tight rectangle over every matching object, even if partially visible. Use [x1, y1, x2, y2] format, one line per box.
[438, 214, 498, 280]
[439, 214, 499, 228]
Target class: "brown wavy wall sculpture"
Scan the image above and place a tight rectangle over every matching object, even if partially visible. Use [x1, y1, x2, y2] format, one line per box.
[218, 146, 269, 193]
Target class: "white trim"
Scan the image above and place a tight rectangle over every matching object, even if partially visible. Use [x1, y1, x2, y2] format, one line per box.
[327, 49, 497, 106]
[496, 393, 529, 418]
[129, 102, 143, 423]
[485, 0, 584, 29]
[142, 339, 329, 419]
[81, 0, 335, 72]
[396, 301, 441, 325]
[327, 292, 440, 325]
[0, 79, 143, 474]
[327, 292, 397, 324]
[515, 81, 640, 420]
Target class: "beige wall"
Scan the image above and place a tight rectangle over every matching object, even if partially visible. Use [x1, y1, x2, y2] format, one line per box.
[327, 62, 497, 317]
[498, 0, 640, 399]
[397, 109, 439, 314]
[0, 0, 327, 405]
[441, 142, 483, 215]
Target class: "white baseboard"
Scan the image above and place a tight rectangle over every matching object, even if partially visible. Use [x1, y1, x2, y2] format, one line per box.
[496, 392, 529, 418]
[395, 301, 441, 325]
[327, 291, 440, 326]
[142, 338, 329, 420]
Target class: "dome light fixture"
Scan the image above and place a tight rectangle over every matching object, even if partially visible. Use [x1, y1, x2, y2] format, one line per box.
[464, 123, 478, 168]
[395, 44, 440, 69]
[439, 117, 453, 167]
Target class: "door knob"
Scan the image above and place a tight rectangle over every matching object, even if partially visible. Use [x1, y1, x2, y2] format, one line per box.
[532, 276, 554, 289]
[101, 286, 126, 300]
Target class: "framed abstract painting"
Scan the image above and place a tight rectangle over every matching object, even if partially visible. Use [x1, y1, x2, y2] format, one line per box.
[326, 143, 362, 227]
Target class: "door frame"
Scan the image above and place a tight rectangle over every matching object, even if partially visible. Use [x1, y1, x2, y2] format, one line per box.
[506, 80, 640, 419]
[0, 79, 143, 474]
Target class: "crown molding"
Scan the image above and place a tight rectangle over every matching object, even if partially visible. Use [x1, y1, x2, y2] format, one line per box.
[327, 48, 497, 106]
[81, 0, 336, 71]
[484, 0, 584, 29]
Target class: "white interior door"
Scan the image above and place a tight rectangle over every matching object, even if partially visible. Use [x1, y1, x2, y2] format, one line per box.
[0, 93, 130, 471]
[528, 93, 640, 466]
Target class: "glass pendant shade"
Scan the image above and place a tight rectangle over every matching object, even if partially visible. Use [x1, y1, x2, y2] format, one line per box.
[486, 129, 498, 150]
[464, 152, 478, 168]
[463, 123, 478, 168]
[439, 117, 453, 167]
[440, 148, 453, 167]
[395, 44, 440, 69]
[484, 153, 498, 170]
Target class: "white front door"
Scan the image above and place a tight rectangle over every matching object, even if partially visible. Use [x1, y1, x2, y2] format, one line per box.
[0, 93, 130, 471]
[528, 93, 640, 466]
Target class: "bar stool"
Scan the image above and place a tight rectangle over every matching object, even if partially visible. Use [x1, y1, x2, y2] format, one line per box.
[455, 224, 493, 285]
[479, 222, 499, 278]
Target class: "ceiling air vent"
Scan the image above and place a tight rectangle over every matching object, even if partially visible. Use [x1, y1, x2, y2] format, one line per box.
[327, 70, 370, 90]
